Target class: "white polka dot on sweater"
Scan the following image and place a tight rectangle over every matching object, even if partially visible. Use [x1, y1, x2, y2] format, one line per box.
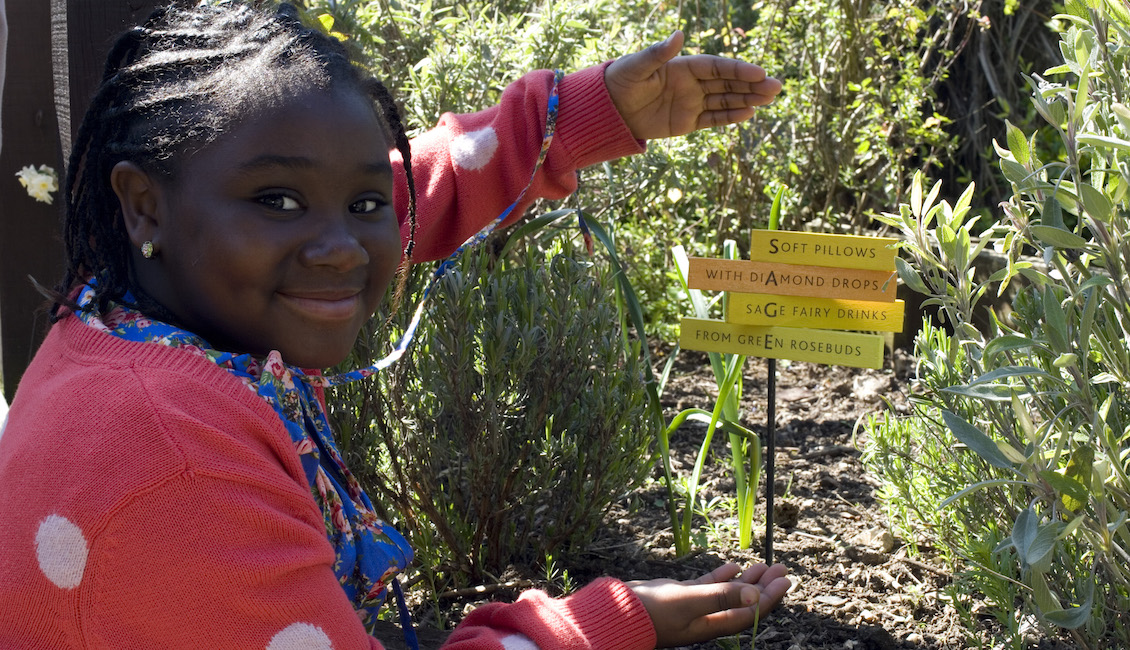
[267, 622, 333, 650]
[450, 127, 499, 171]
[500, 633, 540, 650]
[35, 515, 89, 589]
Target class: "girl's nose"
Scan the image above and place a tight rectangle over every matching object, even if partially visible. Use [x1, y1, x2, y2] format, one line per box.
[297, 214, 369, 271]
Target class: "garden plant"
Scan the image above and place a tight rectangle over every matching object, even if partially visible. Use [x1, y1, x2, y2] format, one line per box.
[867, 1, 1130, 646]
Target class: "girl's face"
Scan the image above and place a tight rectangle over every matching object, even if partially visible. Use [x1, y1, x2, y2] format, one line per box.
[129, 87, 401, 368]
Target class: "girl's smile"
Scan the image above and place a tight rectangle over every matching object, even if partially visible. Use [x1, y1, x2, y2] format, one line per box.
[114, 87, 402, 368]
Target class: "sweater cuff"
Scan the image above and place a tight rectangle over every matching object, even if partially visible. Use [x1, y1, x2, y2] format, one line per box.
[564, 577, 656, 650]
[555, 62, 646, 170]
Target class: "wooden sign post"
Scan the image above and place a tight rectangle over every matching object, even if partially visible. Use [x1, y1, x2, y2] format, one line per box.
[678, 230, 904, 564]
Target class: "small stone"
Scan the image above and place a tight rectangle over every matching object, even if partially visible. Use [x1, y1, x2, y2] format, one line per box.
[851, 526, 895, 552]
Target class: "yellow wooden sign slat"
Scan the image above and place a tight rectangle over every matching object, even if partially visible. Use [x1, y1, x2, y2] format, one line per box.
[688, 258, 897, 301]
[749, 230, 897, 271]
[679, 317, 885, 369]
[727, 294, 905, 332]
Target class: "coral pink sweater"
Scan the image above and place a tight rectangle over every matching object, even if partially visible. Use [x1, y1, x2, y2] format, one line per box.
[0, 66, 655, 649]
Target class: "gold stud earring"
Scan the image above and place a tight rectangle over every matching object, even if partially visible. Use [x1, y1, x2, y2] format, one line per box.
[141, 241, 155, 259]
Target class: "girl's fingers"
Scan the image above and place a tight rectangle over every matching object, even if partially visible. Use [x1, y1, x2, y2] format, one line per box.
[689, 562, 743, 585]
[738, 562, 788, 586]
[672, 581, 761, 621]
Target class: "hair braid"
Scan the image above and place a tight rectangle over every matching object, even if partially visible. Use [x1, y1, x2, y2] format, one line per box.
[369, 80, 418, 305]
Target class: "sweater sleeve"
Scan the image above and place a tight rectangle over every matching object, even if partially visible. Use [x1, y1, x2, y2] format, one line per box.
[396, 63, 645, 262]
[443, 578, 657, 650]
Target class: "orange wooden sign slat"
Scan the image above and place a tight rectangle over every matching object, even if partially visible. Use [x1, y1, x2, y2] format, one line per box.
[688, 258, 897, 302]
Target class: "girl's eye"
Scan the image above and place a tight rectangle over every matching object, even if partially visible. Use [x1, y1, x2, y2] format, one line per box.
[258, 194, 302, 211]
[350, 198, 386, 215]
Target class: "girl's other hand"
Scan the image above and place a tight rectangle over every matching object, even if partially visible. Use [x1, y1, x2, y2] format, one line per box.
[604, 30, 783, 141]
[626, 562, 791, 648]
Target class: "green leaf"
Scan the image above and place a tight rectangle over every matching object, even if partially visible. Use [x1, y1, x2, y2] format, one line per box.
[939, 479, 1036, 509]
[1032, 572, 1061, 615]
[970, 366, 1049, 384]
[1012, 507, 1038, 560]
[895, 256, 929, 295]
[1074, 29, 1091, 67]
[769, 186, 785, 231]
[1078, 182, 1113, 222]
[942, 384, 1017, 401]
[1006, 120, 1030, 165]
[1030, 225, 1088, 249]
[1078, 275, 1112, 292]
[911, 171, 923, 217]
[1042, 285, 1069, 353]
[1012, 394, 1036, 446]
[1000, 158, 1031, 185]
[1040, 193, 1066, 229]
[984, 335, 1037, 362]
[942, 410, 1016, 470]
[1039, 470, 1089, 511]
[1071, 66, 1090, 126]
[1064, 447, 1095, 498]
[1077, 132, 1130, 152]
[1027, 521, 1060, 567]
[1042, 577, 1094, 629]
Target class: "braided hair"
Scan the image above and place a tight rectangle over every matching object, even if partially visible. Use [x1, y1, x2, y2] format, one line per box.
[53, 0, 417, 321]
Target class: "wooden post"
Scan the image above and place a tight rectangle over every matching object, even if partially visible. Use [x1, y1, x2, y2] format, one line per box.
[0, 0, 161, 403]
[0, 0, 63, 405]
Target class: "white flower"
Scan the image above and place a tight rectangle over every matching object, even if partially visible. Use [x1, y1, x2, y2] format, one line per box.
[15, 164, 59, 204]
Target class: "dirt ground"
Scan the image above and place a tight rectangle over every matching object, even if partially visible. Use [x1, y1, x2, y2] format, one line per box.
[390, 348, 1080, 650]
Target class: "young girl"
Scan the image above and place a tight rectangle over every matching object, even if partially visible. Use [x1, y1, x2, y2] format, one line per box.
[0, 2, 787, 648]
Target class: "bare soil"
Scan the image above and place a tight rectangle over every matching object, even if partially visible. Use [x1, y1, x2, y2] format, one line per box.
[390, 349, 1080, 650]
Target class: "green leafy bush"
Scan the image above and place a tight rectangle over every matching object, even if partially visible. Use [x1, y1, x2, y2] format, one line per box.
[332, 237, 656, 588]
[866, 2, 1130, 644]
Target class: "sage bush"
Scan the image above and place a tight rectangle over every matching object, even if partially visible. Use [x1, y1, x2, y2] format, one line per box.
[866, 2, 1130, 645]
[332, 237, 655, 588]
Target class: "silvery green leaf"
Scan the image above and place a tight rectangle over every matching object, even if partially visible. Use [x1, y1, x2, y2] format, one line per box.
[942, 384, 1017, 401]
[1013, 507, 1038, 562]
[970, 366, 1049, 384]
[1026, 521, 1061, 566]
[1042, 578, 1094, 629]
[984, 335, 1037, 362]
[895, 257, 929, 295]
[1078, 182, 1113, 222]
[1077, 132, 1130, 152]
[1030, 225, 1088, 249]
[1043, 285, 1069, 353]
[942, 410, 1016, 470]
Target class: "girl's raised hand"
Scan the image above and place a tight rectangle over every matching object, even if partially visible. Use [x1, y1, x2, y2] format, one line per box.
[626, 562, 791, 648]
[604, 30, 782, 141]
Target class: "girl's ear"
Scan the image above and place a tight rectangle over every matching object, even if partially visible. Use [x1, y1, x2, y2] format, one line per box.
[110, 161, 165, 251]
